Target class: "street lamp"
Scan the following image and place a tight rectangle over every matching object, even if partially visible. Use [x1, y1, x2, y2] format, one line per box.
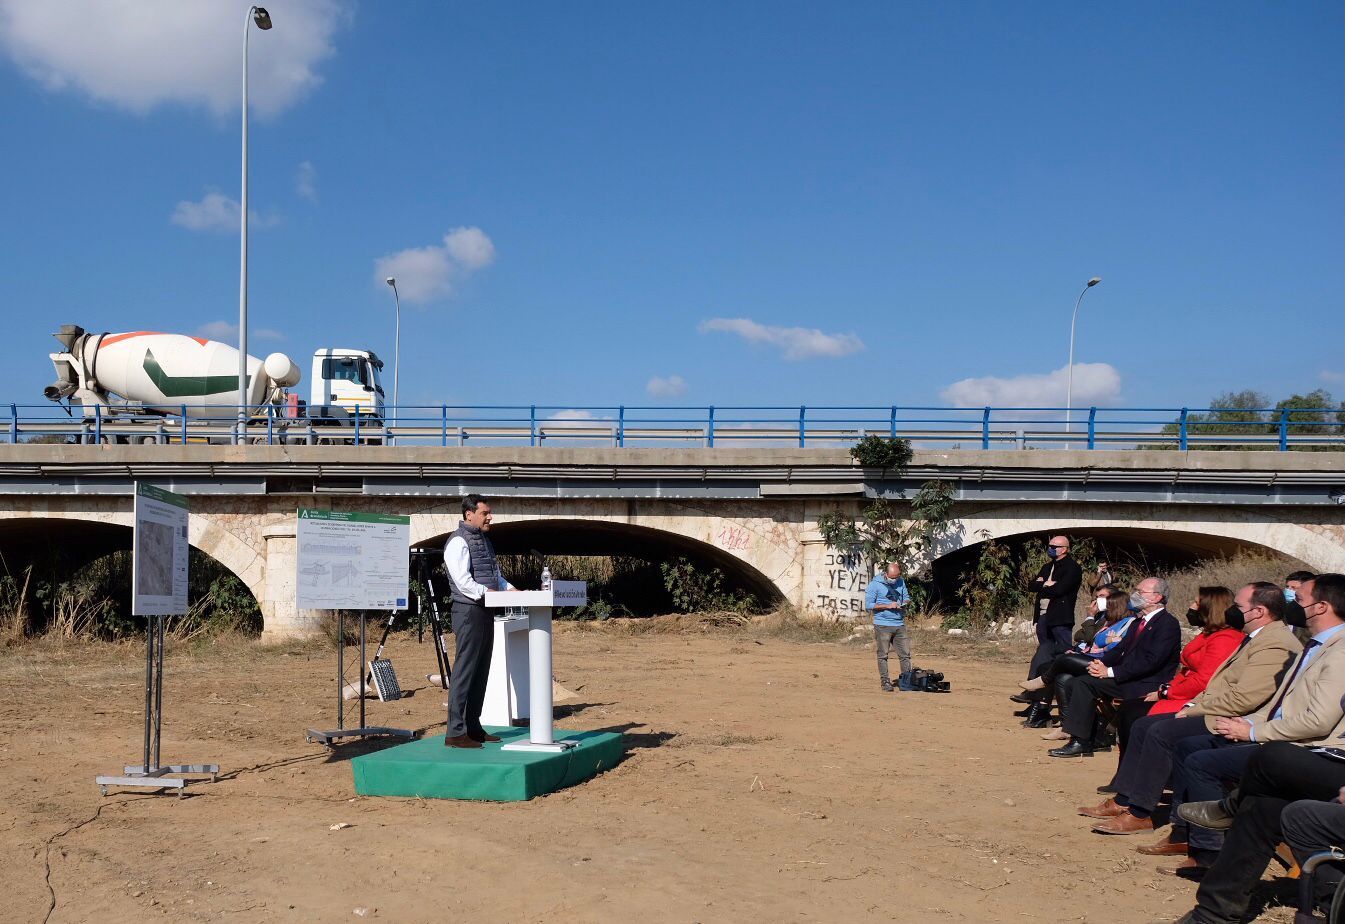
[1065, 276, 1102, 439]
[237, 6, 272, 443]
[385, 277, 400, 433]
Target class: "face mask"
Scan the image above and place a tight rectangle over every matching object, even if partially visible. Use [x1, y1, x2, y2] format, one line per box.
[1185, 607, 1206, 628]
[1284, 600, 1308, 628]
[1129, 591, 1150, 611]
[1046, 547, 1058, 559]
[1284, 587, 1297, 603]
[1224, 604, 1246, 631]
[1096, 597, 1108, 613]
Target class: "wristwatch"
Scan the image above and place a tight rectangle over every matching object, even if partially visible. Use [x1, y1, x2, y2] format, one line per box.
[1158, 683, 1171, 698]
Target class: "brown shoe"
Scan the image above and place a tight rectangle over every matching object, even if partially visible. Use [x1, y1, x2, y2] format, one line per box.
[1078, 797, 1126, 819]
[1157, 857, 1206, 879]
[468, 730, 502, 743]
[1092, 813, 1154, 835]
[1137, 835, 1189, 856]
[444, 734, 483, 749]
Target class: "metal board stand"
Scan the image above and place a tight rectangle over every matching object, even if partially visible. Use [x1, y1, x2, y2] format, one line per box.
[96, 614, 219, 795]
[412, 550, 452, 691]
[305, 611, 414, 747]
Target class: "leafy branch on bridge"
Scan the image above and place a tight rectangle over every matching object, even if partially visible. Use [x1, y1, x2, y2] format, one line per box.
[816, 436, 958, 580]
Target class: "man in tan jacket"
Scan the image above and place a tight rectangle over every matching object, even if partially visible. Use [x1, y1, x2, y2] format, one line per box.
[1082, 582, 1300, 841]
[1165, 574, 1345, 873]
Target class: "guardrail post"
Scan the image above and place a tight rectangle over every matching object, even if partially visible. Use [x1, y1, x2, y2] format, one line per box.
[1087, 407, 1097, 450]
[981, 407, 991, 450]
[529, 405, 537, 447]
[9, 404, 16, 444]
[1279, 407, 1289, 451]
[266, 404, 274, 445]
[353, 406, 361, 446]
[94, 405, 102, 444]
[441, 405, 448, 447]
[617, 406, 625, 447]
[798, 405, 806, 448]
[180, 405, 188, 444]
[1179, 408, 1189, 451]
[890, 405, 897, 439]
[707, 406, 715, 448]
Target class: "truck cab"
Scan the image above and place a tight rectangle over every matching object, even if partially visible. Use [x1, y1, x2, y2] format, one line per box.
[311, 349, 386, 421]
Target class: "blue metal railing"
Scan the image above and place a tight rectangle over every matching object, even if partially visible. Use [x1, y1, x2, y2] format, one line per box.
[3, 403, 1342, 450]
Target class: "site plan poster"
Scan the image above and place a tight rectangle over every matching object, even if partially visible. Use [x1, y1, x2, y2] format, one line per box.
[295, 509, 410, 611]
[132, 482, 189, 616]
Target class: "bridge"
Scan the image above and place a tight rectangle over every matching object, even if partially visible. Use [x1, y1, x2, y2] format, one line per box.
[2, 443, 1342, 639]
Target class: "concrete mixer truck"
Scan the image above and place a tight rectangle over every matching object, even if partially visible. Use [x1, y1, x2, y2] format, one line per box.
[44, 325, 385, 443]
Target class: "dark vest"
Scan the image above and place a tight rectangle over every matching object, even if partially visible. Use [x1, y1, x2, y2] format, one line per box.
[449, 522, 501, 605]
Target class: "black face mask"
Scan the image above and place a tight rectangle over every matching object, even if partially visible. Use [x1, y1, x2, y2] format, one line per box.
[1224, 604, 1246, 632]
[1186, 607, 1206, 629]
[1284, 600, 1308, 629]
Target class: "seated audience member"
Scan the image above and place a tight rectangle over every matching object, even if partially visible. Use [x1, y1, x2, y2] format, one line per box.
[1078, 583, 1298, 840]
[1022, 587, 1130, 735]
[1048, 577, 1181, 758]
[1161, 574, 1345, 876]
[1285, 569, 1315, 633]
[1147, 587, 1244, 718]
[1172, 706, 1345, 923]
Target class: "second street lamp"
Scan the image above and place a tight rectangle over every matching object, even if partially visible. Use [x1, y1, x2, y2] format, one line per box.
[237, 5, 272, 443]
[385, 277, 400, 437]
[1065, 276, 1102, 441]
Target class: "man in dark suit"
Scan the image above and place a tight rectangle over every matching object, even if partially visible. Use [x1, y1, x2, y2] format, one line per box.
[1025, 535, 1083, 682]
[1050, 576, 1180, 758]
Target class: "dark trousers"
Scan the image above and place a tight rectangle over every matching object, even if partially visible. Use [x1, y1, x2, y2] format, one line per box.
[1028, 622, 1073, 680]
[1060, 673, 1124, 740]
[447, 600, 494, 739]
[1038, 652, 1093, 707]
[1114, 714, 1212, 816]
[1193, 742, 1345, 923]
[1284, 800, 1345, 915]
[1115, 699, 1153, 758]
[1171, 737, 1259, 854]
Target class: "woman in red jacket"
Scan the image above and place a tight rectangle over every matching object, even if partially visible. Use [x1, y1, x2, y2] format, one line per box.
[1145, 585, 1241, 716]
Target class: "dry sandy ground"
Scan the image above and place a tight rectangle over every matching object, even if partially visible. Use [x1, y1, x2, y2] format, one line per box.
[0, 626, 1301, 924]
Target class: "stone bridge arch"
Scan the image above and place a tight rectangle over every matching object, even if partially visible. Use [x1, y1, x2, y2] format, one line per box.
[0, 508, 266, 626]
[409, 501, 802, 607]
[935, 502, 1345, 574]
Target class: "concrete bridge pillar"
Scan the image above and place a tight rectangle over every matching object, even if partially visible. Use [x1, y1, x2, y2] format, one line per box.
[259, 521, 315, 641]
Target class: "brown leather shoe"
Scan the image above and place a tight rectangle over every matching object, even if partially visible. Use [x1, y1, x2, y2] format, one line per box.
[1092, 812, 1154, 835]
[468, 730, 502, 743]
[1078, 797, 1126, 819]
[1136, 835, 1189, 856]
[444, 734, 483, 749]
[1157, 857, 1207, 879]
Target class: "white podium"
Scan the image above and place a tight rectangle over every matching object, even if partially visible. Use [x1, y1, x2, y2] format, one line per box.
[482, 582, 586, 753]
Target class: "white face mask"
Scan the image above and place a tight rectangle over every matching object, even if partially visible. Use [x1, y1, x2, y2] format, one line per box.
[1096, 597, 1108, 613]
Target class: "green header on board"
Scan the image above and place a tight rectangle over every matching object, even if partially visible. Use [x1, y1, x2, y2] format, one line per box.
[137, 481, 189, 509]
[297, 509, 410, 526]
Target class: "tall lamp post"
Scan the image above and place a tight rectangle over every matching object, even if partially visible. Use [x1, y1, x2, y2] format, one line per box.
[238, 5, 272, 443]
[1065, 276, 1102, 440]
[384, 277, 401, 433]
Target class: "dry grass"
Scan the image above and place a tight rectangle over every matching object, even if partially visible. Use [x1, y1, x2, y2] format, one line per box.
[1162, 550, 1307, 613]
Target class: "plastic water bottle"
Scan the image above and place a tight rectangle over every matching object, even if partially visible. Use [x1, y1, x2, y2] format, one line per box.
[540, 566, 552, 591]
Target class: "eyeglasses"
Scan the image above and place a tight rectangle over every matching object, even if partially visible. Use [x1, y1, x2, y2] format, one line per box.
[1048, 544, 1069, 549]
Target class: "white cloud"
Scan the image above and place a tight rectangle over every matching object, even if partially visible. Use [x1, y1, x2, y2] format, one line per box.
[171, 191, 279, 233]
[646, 374, 687, 398]
[1319, 370, 1344, 386]
[296, 160, 317, 202]
[196, 320, 283, 343]
[0, 0, 347, 118]
[374, 227, 496, 304]
[699, 317, 865, 361]
[940, 363, 1122, 408]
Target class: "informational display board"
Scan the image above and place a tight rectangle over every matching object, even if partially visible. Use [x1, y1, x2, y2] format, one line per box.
[295, 509, 410, 611]
[132, 482, 189, 616]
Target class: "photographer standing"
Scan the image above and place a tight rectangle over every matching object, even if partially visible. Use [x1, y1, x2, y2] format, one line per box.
[1025, 535, 1083, 686]
[865, 561, 912, 692]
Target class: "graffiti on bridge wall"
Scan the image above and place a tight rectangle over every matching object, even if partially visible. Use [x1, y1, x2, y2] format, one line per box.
[815, 550, 870, 615]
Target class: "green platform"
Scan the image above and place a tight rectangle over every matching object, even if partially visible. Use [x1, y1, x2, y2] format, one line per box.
[351, 726, 624, 802]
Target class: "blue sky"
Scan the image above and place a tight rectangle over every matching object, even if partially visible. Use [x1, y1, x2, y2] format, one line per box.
[2, 1, 1341, 416]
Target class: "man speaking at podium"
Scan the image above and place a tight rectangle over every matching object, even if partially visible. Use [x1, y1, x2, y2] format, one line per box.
[443, 494, 515, 748]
